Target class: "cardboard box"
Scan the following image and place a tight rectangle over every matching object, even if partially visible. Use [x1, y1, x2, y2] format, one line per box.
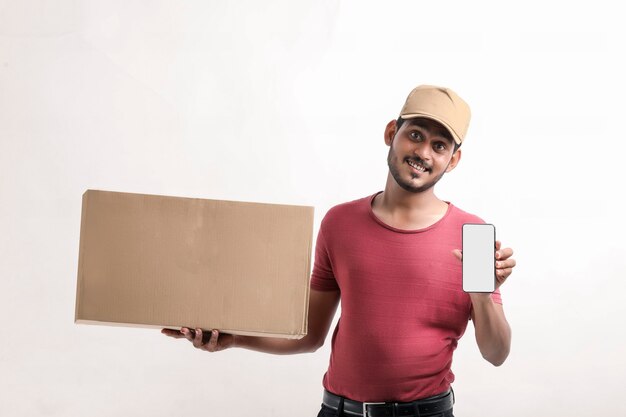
[75, 190, 314, 339]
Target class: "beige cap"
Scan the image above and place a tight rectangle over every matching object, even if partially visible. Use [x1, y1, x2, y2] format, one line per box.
[399, 85, 471, 145]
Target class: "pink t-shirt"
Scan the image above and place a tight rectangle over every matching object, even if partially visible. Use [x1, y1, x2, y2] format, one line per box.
[310, 193, 502, 402]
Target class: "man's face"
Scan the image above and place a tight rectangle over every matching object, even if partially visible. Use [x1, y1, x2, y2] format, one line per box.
[386, 118, 461, 193]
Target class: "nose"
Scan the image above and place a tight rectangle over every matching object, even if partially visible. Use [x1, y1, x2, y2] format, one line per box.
[413, 140, 432, 161]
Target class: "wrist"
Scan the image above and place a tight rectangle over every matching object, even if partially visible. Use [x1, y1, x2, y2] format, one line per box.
[469, 292, 492, 305]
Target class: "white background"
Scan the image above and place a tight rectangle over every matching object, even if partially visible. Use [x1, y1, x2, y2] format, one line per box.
[1, 1, 625, 416]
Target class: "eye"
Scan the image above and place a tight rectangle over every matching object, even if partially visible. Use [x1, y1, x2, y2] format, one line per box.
[434, 142, 447, 152]
[409, 131, 423, 141]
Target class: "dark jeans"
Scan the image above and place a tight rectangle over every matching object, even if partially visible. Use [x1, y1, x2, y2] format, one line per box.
[317, 403, 454, 417]
[317, 404, 454, 417]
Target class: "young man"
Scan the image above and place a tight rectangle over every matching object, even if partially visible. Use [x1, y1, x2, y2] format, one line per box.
[163, 85, 516, 417]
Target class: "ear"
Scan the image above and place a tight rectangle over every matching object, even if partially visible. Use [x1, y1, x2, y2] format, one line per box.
[384, 119, 397, 146]
[445, 148, 462, 172]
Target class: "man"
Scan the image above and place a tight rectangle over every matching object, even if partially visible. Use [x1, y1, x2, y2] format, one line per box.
[163, 85, 516, 417]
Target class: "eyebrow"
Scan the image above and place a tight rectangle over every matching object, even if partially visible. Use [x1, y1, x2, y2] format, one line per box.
[408, 120, 454, 144]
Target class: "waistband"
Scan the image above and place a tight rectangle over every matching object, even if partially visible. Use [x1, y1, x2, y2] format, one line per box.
[322, 389, 454, 417]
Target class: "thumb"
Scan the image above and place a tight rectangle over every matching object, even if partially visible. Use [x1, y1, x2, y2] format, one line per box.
[451, 249, 463, 262]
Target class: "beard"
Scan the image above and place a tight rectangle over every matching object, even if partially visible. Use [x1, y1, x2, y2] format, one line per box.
[387, 149, 448, 193]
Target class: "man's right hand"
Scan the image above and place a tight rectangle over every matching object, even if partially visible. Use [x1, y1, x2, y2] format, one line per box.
[161, 327, 236, 352]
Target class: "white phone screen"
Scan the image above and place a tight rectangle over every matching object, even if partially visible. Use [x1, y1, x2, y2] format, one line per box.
[462, 223, 495, 293]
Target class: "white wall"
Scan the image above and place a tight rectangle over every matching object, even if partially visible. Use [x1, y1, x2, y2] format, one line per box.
[1, 1, 625, 416]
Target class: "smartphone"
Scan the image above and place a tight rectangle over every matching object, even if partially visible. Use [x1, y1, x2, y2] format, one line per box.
[462, 223, 496, 293]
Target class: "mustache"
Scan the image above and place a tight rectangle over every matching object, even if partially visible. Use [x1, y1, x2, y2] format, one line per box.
[405, 156, 431, 171]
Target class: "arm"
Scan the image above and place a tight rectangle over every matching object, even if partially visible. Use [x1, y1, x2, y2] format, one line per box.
[469, 294, 511, 366]
[453, 240, 516, 366]
[162, 288, 340, 355]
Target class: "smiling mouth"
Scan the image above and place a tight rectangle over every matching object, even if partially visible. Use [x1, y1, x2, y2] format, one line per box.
[406, 159, 429, 173]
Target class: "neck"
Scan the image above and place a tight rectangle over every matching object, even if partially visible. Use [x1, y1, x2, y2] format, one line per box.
[371, 173, 448, 230]
[380, 173, 442, 211]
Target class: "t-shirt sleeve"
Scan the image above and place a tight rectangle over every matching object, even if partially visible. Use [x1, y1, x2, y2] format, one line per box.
[310, 226, 340, 291]
[469, 288, 503, 320]
[491, 288, 502, 304]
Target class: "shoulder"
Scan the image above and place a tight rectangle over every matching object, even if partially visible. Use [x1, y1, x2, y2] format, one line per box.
[320, 194, 374, 228]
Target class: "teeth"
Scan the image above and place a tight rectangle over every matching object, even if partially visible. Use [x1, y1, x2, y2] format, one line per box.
[408, 160, 426, 172]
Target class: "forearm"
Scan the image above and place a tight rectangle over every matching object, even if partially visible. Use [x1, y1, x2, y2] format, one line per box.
[232, 290, 340, 355]
[470, 293, 511, 366]
[166, 290, 340, 355]
[232, 333, 323, 355]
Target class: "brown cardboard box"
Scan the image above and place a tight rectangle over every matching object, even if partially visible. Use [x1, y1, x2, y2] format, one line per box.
[75, 190, 314, 339]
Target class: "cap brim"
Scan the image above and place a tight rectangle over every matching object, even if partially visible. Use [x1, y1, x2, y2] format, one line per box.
[400, 112, 462, 145]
